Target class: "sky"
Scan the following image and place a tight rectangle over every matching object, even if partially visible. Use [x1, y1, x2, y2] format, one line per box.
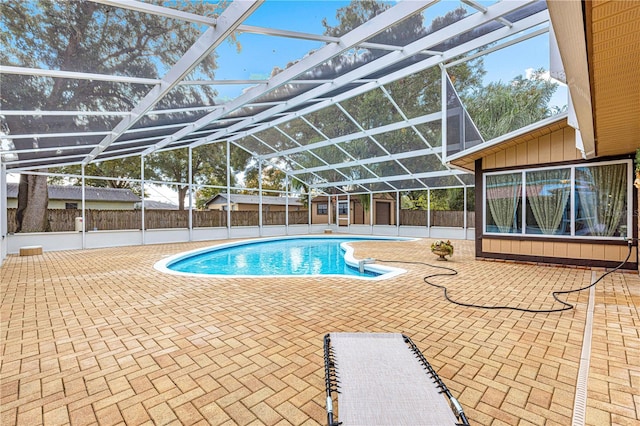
[210, 0, 566, 107]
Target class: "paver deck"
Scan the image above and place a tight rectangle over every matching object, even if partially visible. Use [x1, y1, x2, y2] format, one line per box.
[1, 237, 638, 425]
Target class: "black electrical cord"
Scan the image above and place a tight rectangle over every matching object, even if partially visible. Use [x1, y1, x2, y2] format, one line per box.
[378, 240, 634, 314]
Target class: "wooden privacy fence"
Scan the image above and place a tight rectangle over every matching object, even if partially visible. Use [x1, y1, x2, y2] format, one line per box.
[7, 209, 472, 233]
[400, 210, 475, 227]
[6, 209, 310, 232]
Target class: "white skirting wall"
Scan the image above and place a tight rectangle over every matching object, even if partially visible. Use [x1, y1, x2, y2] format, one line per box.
[5, 225, 475, 255]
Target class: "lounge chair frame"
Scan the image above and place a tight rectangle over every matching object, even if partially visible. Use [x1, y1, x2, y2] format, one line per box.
[323, 333, 470, 426]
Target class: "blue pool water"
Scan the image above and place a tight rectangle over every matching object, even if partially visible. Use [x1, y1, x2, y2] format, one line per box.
[159, 236, 406, 279]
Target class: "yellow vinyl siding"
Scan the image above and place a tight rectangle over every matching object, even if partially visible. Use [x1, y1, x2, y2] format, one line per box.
[483, 125, 581, 170]
[483, 238, 636, 263]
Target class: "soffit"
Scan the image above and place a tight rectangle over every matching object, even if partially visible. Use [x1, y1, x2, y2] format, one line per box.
[588, 0, 640, 157]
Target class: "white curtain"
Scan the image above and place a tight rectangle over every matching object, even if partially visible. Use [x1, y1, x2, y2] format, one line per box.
[526, 168, 570, 235]
[576, 164, 627, 236]
[486, 173, 521, 233]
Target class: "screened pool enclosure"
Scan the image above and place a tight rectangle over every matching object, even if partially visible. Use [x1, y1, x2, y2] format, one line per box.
[1, 0, 562, 258]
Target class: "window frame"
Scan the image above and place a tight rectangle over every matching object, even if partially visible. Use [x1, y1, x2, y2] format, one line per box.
[317, 203, 328, 215]
[483, 159, 632, 240]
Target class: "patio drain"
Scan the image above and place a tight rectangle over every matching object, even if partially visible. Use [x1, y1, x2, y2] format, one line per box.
[571, 272, 596, 426]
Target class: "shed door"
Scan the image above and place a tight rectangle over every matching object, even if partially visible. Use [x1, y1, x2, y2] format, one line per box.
[375, 202, 390, 225]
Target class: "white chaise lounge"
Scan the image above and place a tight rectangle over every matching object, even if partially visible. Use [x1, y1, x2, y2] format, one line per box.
[323, 333, 470, 425]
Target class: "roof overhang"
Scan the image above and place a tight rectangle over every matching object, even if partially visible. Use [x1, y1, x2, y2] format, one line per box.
[546, 0, 595, 159]
[581, 0, 640, 158]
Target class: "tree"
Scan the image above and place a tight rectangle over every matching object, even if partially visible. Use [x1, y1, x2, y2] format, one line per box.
[53, 157, 148, 192]
[1, 0, 229, 230]
[463, 68, 559, 140]
[15, 173, 50, 232]
[146, 143, 248, 210]
[242, 165, 288, 196]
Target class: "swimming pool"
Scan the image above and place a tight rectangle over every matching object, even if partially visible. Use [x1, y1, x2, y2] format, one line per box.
[154, 235, 408, 279]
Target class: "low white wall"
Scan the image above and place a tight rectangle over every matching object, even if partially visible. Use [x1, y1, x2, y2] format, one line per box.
[86, 230, 142, 249]
[345, 224, 372, 235]
[228, 227, 261, 239]
[8, 231, 83, 254]
[398, 226, 429, 238]
[261, 226, 287, 237]
[145, 229, 190, 245]
[309, 224, 336, 234]
[0, 169, 7, 265]
[466, 228, 475, 240]
[192, 227, 229, 242]
[370, 225, 399, 236]
[429, 227, 469, 240]
[338, 225, 474, 240]
[285, 225, 311, 235]
[6, 225, 474, 254]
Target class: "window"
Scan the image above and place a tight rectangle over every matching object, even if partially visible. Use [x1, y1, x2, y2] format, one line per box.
[575, 163, 628, 237]
[338, 203, 348, 215]
[525, 168, 571, 235]
[484, 160, 631, 239]
[317, 203, 328, 215]
[65, 203, 78, 209]
[485, 172, 522, 234]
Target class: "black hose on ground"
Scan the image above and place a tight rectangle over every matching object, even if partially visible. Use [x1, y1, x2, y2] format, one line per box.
[378, 240, 634, 314]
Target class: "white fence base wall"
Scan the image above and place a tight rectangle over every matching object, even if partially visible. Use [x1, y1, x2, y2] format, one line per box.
[191, 228, 230, 242]
[6, 225, 474, 254]
[398, 226, 430, 238]
[86, 230, 142, 249]
[345, 225, 372, 235]
[285, 225, 312, 235]
[145, 229, 190, 245]
[466, 228, 475, 240]
[228, 227, 261, 240]
[8, 231, 83, 253]
[429, 227, 469, 240]
[309, 224, 336, 234]
[261, 226, 287, 237]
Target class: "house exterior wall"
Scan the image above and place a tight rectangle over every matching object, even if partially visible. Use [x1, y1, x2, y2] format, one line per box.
[6, 199, 136, 210]
[481, 239, 634, 264]
[236, 203, 259, 212]
[310, 197, 396, 225]
[476, 124, 638, 270]
[207, 202, 299, 212]
[482, 126, 582, 169]
[311, 199, 331, 225]
[207, 202, 236, 211]
[49, 200, 136, 210]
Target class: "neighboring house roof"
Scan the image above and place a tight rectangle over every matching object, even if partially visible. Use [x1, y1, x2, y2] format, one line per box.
[6, 183, 140, 202]
[205, 193, 302, 207]
[136, 200, 179, 210]
[312, 194, 392, 202]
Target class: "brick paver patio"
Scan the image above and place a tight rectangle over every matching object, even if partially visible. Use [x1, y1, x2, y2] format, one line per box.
[1, 237, 638, 425]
